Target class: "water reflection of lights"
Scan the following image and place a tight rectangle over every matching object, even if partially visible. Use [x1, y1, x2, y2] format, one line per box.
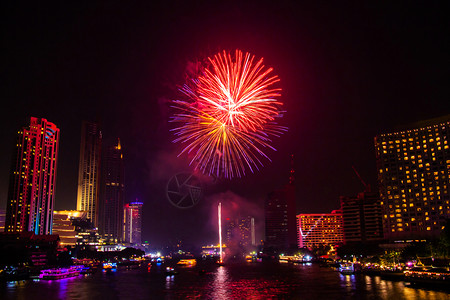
[165, 275, 175, 290]
[6, 281, 18, 288]
[339, 273, 356, 293]
[212, 267, 230, 299]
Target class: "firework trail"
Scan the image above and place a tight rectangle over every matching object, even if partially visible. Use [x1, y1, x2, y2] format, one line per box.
[171, 50, 286, 179]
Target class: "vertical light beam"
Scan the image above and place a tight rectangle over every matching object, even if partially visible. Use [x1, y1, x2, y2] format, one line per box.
[218, 202, 223, 264]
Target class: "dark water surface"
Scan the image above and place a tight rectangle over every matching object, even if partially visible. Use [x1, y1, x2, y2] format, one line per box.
[2, 262, 449, 299]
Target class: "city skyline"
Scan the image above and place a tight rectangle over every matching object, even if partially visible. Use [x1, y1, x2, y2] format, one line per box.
[1, 2, 448, 247]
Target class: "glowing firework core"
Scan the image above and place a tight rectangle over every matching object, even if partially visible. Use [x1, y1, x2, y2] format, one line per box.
[171, 50, 286, 178]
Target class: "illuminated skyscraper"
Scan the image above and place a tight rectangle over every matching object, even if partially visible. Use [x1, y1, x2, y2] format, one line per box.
[375, 116, 450, 241]
[297, 210, 343, 249]
[99, 139, 124, 242]
[265, 155, 297, 251]
[124, 201, 143, 245]
[77, 121, 102, 227]
[5, 117, 60, 234]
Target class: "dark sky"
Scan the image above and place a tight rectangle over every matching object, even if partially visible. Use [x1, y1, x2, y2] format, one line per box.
[1, 1, 448, 248]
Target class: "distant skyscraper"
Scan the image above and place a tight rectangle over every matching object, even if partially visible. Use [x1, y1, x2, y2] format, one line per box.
[237, 216, 256, 247]
[124, 201, 143, 245]
[99, 139, 124, 242]
[374, 116, 450, 241]
[340, 189, 383, 244]
[265, 155, 297, 251]
[5, 117, 60, 234]
[297, 210, 343, 249]
[224, 216, 256, 248]
[77, 121, 102, 227]
[224, 217, 236, 246]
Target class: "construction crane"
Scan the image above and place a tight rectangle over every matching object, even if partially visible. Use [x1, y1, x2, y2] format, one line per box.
[352, 165, 370, 192]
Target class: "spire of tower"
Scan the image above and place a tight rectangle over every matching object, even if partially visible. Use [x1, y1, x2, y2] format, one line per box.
[289, 154, 295, 185]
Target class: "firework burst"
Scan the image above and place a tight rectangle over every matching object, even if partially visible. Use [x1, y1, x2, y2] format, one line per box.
[171, 50, 286, 179]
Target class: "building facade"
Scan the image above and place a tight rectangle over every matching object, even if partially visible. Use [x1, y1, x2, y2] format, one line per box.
[124, 201, 143, 245]
[5, 117, 60, 235]
[340, 190, 383, 244]
[99, 139, 124, 243]
[237, 216, 256, 247]
[297, 210, 343, 249]
[52, 211, 79, 247]
[0, 209, 6, 232]
[375, 117, 450, 241]
[224, 216, 255, 248]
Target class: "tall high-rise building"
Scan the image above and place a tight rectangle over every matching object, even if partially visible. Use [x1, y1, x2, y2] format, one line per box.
[297, 210, 343, 249]
[374, 116, 450, 241]
[224, 217, 236, 246]
[5, 117, 60, 234]
[265, 155, 297, 251]
[77, 121, 102, 227]
[99, 139, 124, 242]
[224, 216, 256, 248]
[124, 201, 143, 245]
[124, 201, 144, 244]
[340, 190, 383, 244]
[237, 216, 256, 247]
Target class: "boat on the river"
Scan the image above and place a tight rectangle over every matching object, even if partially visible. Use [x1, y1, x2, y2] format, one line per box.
[404, 266, 450, 287]
[339, 263, 355, 275]
[165, 267, 178, 275]
[39, 266, 82, 280]
[102, 262, 117, 270]
[177, 259, 197, 266]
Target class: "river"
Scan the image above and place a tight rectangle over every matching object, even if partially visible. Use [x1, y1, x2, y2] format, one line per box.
[1, 261, 449, 299]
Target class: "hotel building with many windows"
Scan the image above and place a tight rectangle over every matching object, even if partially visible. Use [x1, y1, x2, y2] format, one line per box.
[296, 210, 343, 249]
[374, 116, 450, 241]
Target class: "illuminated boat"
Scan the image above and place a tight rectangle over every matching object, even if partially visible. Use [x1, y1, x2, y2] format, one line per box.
[102, 262, 117, 270]
[404, 266, 450, 286]
[39, 266, 82, 280]
[177, 259, 197, 266]
[339, 263, 355, 275]
[165, 267, 178, 275]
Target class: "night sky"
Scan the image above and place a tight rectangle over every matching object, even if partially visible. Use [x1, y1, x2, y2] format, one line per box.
[1, 1, 448, 248]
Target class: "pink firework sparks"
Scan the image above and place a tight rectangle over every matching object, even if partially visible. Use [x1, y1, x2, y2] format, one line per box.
[171, 50, 287, 179]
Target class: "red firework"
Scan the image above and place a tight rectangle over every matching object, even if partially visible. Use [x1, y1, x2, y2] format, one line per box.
[171, 50, 286, 178]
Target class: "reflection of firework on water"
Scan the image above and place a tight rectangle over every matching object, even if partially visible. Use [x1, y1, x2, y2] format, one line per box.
[171, 50, 286, 179]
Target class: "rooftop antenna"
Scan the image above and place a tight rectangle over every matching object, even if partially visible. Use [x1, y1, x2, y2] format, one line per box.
[289, 154, 295, 185]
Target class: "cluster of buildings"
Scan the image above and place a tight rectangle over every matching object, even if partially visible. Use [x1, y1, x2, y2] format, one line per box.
[2, 117, 143, 250]
[2, 114, 449, 257]
[264, 116, 450, 253]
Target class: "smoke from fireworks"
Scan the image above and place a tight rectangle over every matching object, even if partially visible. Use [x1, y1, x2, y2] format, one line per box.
[171, 50, 286, 179]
